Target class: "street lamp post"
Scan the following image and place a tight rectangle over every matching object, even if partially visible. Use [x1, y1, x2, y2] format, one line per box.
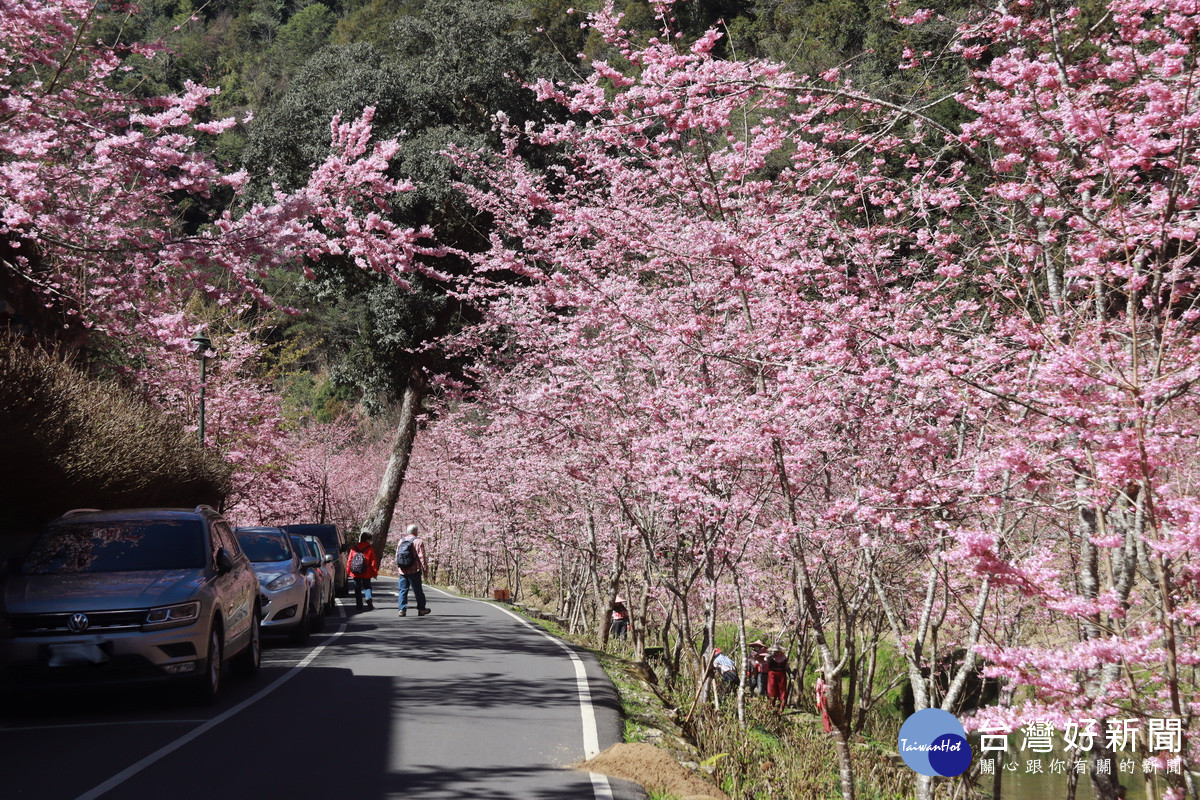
[190, 334, 212, 446]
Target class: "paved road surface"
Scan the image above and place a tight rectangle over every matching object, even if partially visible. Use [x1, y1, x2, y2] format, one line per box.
[0, 586, 645, 800]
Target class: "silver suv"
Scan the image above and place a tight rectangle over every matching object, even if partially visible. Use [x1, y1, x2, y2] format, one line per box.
[0, 507, 261, 703]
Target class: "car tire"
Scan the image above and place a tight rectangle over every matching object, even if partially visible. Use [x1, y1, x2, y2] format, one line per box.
[312, 601, 327, 633]
[193, 623, 223, 704]
[289, 596, 311, 645]
[232, 609, 261, 678]
[324, 589, 336, 614]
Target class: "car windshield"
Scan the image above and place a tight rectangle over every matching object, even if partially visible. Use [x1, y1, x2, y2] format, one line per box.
[237, 532, 292, 563]
[311, 528, 338, 553]
[289, 535, 312, 558]
[23, 519, 206, 574]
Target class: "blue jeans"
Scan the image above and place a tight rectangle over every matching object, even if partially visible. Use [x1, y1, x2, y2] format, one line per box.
[397, 571, 426, 611]
[353, 577, 373, 608]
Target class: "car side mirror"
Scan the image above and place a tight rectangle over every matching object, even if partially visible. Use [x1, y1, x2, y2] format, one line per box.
[300, 555, 319, 570]
[215, 548, 235, 575]
[324, 554, 334, 564]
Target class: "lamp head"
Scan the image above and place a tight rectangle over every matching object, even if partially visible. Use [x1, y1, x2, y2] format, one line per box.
[190, 334, 213, 359]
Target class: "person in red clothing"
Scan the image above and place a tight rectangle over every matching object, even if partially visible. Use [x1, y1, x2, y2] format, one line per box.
[347, 532, 379, 611]
[766, 646, 790, 710]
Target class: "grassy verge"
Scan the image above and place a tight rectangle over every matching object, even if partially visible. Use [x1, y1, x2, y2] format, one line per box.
[503, 604, 914, 800]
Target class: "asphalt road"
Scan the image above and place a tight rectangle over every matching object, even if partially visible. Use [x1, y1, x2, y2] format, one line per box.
[0, 585, 645, 800]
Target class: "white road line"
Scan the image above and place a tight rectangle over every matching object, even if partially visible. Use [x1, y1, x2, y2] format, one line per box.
[429, 587, 616, 799]
[74, 607, 348, 800]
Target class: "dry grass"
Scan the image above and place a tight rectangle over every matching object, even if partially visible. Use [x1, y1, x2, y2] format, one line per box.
[0, 336, 230, 532]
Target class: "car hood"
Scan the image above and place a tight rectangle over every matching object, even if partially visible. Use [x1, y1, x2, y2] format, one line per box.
[250, 562, 295, 580]
[3, 570, 209, 613]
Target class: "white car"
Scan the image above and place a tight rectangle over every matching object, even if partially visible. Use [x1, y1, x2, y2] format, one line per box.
[236, 527, 314, 645]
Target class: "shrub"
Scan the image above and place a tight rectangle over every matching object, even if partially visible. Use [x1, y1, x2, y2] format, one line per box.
[0, 336, 230, 533]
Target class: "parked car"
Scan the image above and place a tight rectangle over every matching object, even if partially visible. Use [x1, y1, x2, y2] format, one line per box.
[281, 524, 348, 596]
[235, 527, 314, 645]
[0, 507, 260, 703]
[287, 533, 334, 631]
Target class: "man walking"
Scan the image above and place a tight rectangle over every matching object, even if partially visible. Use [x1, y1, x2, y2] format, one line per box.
[396, 523, 431, 617]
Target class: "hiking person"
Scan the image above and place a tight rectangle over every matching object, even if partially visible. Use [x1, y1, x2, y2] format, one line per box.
[347, 532, 379, 611]
[396, 523, 431, 617]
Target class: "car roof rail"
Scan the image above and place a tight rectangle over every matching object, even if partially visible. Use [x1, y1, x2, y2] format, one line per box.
[59, 508, 102, 518]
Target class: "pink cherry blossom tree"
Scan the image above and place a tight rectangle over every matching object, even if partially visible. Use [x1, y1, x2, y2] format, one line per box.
[407, 2, 1200, 799]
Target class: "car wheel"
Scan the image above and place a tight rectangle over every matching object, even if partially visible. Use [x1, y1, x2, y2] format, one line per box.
[289, 596, 311, 645]
[324, 588, 336, 614]
[312, 598, 327, 633]
[193, 623, 223, 704]
[233, 609, 261, 677]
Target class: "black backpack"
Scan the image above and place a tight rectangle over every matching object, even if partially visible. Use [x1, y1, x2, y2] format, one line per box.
[349, 550, 367, 575]
[396, 537, 417, 569]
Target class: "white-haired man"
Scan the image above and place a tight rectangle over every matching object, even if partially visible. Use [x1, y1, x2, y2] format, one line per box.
[395, 523, 431, 617]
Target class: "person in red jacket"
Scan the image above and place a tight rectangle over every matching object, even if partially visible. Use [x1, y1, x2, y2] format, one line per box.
[347, 532, 379, 611]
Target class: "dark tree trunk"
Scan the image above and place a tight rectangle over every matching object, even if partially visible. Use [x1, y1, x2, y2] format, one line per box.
[360, 372, 423, 547]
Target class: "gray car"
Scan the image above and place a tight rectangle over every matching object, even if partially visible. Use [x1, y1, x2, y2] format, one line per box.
[235, 527, 313, 645]
[0, 507, 261, 703]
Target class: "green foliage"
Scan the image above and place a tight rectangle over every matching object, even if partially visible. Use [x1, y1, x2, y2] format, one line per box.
[332, 0, 422, 44]
[245, 0, 579, 406]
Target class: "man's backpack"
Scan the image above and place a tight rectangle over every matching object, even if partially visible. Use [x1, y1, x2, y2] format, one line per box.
[349, 550, 367, 575]
[395, 537, 417, 569]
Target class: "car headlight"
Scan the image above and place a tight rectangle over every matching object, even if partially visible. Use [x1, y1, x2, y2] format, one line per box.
[144, 601, 201, 630]
[266, 573, 297, 592]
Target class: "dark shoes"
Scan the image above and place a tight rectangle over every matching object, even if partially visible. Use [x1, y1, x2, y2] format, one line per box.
[366, 601, 375, 610]
[417, 608, 432, 616]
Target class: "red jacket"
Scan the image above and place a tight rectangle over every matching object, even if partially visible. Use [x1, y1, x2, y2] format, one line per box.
[348, 542, 379, 579]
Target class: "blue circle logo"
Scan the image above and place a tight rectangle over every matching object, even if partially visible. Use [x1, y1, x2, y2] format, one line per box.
[898, 709, 972, 776]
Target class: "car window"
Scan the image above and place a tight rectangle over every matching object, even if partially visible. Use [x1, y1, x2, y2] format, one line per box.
[23, 520, 206, 574]
[312, 528, 339, 554]
[308, 538, 327, 559]
[212, 521, 241, 556]
[289, 535, 312, 559]
[237, 532, 292, 563]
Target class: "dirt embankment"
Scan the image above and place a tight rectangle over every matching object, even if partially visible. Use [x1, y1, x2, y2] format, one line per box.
[576, 742, 731, 800]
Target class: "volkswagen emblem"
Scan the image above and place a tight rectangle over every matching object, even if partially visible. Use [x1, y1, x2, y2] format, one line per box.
[67, 613, 90, 633]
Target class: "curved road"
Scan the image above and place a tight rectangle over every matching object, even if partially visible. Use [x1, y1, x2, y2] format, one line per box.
[0, 586, 645, 800]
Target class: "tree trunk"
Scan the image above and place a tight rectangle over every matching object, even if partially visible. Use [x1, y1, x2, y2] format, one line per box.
[359, 372, 424, 546]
